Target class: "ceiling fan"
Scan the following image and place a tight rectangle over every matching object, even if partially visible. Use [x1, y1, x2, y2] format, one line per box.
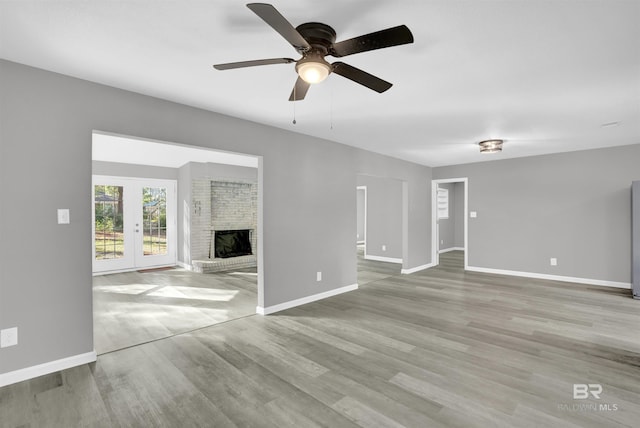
[213, 3, 414, 101]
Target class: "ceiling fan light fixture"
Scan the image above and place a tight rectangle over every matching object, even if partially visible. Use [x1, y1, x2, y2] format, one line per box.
[296, 60, 331, 84]
[213, 4, 414, 100]
[479, 139, 503, 153]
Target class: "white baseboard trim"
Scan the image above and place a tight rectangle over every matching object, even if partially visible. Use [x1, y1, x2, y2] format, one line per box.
[466, 266, 631, 289]
[93, 263, 178, 276]
[256, 283, 359, 315]
[364, 255, 403, 264]
[0, 350, 97, 388]
[401, 262, 436, 275]
[176, 261, 193, 271]
[93, 267, 138, 276]
[439, 247, 465, 254]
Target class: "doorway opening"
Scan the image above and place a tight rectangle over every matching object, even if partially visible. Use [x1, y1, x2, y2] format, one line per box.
[92, 131, 262, 355]
[356, 185, 367, 250]
[356, 175, 404, 265]
[432, 178, 468, 269]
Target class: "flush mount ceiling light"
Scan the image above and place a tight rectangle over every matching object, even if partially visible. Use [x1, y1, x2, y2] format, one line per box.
[479, 139, 503, 153]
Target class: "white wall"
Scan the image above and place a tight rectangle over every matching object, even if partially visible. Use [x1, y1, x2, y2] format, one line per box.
[92, 160, 178, 180]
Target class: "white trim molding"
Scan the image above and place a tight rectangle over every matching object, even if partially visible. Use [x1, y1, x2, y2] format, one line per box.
[439, 247, 465, 254]
[364, 255, 402, 264]
[176, 261, 193, 271]
[256, 283, 358, 315]
[466, 266, 631, 289]
[0, 350, 97, 388]
[401, 262, 436, 275]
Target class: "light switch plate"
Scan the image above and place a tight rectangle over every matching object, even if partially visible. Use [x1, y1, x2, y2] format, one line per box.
[57, 209, 70, 224]
[1, 327, 18, 348]
[316, 272, 322, 282]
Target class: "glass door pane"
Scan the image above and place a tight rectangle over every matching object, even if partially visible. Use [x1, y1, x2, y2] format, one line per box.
[94, 185, 125, 260]
[142, 187, 167, 256]
[93, 176, 175, 273]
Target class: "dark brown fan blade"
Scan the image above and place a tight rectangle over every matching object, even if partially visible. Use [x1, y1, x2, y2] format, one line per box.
[213, 58, 295, 70]
[288, 77, 311, 101]
[330, 25, 414, 58]
[331, 62, 392, 93]
[247, 3, 311, 52]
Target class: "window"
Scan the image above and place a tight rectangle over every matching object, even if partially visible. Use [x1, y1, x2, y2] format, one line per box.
[142, 187, 167, 256]
[94, 185, 125, 259]
[437, 187, 449, 219]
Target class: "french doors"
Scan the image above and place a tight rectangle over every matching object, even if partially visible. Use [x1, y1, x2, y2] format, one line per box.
[93, 176, 176, 274]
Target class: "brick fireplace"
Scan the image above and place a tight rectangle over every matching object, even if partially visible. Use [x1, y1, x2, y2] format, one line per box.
[190, 178, 257, 273]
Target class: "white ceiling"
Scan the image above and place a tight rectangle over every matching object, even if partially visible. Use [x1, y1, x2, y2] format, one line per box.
[1, 0, 638, 167]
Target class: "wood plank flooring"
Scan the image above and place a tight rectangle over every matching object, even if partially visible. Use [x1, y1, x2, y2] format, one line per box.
[2, 251, 640, 427]
[93, 267, 257, 354]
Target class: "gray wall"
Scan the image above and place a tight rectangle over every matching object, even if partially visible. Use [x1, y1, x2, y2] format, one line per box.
[633, 181, 640, 298]
[92, 160, 179, 180]
[0, 60, 432, 375]
[352, 153, 431, 271]
[356, 188, 365, 244]
[357, 175, 403, 260]
[434, 144, 640, 283]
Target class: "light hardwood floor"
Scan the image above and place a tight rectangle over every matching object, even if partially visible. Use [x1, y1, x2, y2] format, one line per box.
[1, 251, 639, 427]
[93, 267, 257, 354]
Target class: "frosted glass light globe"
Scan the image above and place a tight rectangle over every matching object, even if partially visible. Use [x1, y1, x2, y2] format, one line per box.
[296, 61, 331, 84]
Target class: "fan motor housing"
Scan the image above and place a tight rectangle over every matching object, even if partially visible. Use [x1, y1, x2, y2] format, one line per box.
[296, 22, 336, 53]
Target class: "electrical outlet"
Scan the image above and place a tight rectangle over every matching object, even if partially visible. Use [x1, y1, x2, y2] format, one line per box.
[470, 211, 477, 218]
[0, 327, 18, 348]
[382, 245, 386, 251]
[550, 258, 558, 266]
[316, 272, 322, 282]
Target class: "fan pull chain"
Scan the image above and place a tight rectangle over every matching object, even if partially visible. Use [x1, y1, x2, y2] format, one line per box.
[292, 84, 297, 125]
[330, 85, 334, 130]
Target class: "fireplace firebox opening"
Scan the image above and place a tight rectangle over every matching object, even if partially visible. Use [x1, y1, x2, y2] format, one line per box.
[214, 229, 252, 259]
